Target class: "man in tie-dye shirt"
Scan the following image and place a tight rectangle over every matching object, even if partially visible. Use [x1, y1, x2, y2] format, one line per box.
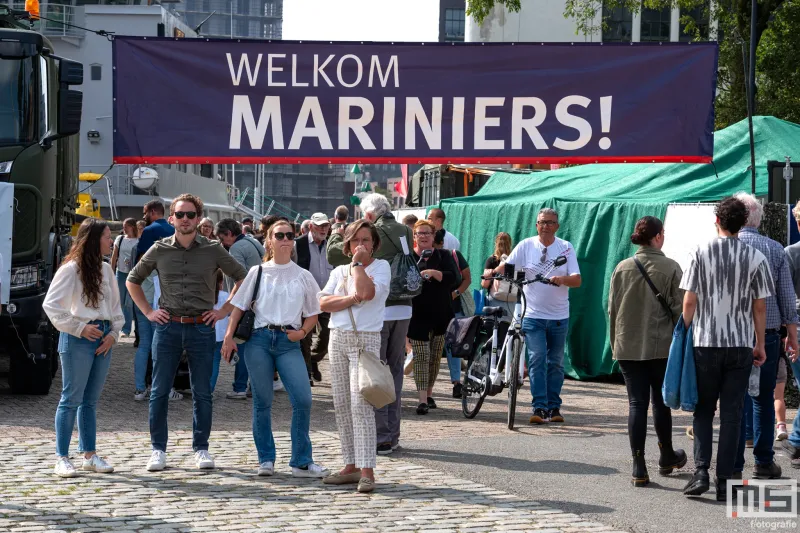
[680, 196, 773, 502]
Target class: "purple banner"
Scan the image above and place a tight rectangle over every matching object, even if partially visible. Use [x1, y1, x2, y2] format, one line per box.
[113, 37, 718, 164]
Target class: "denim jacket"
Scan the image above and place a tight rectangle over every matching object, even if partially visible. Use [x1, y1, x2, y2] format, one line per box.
[662, 315, 698, 411]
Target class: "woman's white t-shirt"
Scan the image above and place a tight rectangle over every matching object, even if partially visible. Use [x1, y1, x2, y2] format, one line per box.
[214, 290, 230, 342]
[115, 236, 139, 274]
[320, 260, 391, 333]
[231, 261, 321, 330]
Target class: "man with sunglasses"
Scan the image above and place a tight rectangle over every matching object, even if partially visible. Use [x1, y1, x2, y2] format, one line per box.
[494, 208, 581, 425]
[127, 194, 248, 473]
[294, 213, 334, 385]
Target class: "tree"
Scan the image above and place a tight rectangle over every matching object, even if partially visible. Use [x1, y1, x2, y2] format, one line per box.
[467, 0, 792, 129]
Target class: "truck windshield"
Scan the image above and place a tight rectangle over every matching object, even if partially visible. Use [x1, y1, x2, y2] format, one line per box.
[0, 57, 37, 146]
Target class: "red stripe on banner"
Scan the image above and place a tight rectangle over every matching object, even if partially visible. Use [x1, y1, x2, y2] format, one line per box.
[113, 156, 712, 165]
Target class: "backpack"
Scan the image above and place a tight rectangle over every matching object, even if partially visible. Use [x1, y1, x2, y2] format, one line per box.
[444, 315, 483, 358]
[377, 226, 423, 301]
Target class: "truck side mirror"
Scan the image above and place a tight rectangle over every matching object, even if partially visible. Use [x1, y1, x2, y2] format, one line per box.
[57, 89, 83, 137]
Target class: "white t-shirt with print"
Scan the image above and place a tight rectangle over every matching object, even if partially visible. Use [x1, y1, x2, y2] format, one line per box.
[506, 236, 581, 320]
[680, 237, 774, 348]
[320, 260, 391, 333]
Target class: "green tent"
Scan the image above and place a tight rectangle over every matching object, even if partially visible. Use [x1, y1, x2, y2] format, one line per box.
[442, 116, 800, 380]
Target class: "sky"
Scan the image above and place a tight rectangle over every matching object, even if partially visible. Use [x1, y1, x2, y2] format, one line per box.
[282, 0, 440, 42]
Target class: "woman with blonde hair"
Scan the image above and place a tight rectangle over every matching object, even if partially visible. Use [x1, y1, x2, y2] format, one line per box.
[319, 220, 390, 492]
[222, 220, 328, 478]
[482, 232, 514, 317]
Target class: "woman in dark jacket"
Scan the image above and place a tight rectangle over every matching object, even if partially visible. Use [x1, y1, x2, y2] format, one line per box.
[608, 216, 687, 487]
[409, 220, 459, 415]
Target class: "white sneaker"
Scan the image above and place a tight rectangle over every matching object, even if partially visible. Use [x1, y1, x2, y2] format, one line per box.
[273, 378, 284, 392]
[257, 461, 274, 476]
[54, 457, 77, 478]
[168, 389, 183, 401]
[776, 423, 789, 441]
[147, 450, 167, 471]
[226, 391, 247, 400]
[292, 462, 330, 478]
[82, 455, 114, 473]
[134, 389, 148, 401]
[195, 450, 215, 470]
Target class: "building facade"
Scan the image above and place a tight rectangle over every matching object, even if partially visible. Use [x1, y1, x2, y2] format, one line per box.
[177, 0, 282, 39]
[466, 0, 711, 43]
[439, 0, 465, 42]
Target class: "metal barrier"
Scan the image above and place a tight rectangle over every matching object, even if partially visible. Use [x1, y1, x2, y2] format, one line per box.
[11, 2, 85, 39]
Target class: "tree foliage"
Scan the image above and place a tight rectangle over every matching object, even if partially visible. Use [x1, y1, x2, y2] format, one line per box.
[469, 0, 795, 129]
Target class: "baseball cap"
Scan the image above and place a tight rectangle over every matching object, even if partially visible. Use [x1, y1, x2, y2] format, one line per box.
[310, 213, 329, 225]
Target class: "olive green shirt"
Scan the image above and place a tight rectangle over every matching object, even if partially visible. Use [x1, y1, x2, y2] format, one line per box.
[608, 247, 684, 361]
[127, 233, 247, 316]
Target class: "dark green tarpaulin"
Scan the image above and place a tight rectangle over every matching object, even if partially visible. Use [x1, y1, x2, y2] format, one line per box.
[442, 116, 800, 380]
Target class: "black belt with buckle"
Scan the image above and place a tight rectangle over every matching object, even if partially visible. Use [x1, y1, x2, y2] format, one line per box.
[265, 324, 296, 332]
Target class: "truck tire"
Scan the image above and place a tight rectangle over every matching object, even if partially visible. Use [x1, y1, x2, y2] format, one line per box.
[9, 333, 55, 395]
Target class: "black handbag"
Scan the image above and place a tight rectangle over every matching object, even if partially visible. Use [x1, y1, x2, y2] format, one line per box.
[233, 265, 262, 344]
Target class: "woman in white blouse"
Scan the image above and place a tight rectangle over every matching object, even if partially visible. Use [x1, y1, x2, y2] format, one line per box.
[110, 218, 139, 336]
[43, 219, 124, 478]
[319, 220, 391, 493]
[222, 220, 329, 478]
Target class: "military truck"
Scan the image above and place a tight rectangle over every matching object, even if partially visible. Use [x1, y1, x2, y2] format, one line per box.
[0, 5, 83, 394]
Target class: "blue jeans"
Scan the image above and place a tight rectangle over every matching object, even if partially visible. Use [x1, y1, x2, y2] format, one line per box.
[116, 271, 133, 335]
[133, 304, 154, 392]
[150, 321, 215, 452]
[245, 328, 313, 467]
[55, 321, 114, 456]
[735, 331, 780, 469]
[211, 341, 222, 393]
[789, 356, 800, 448]
[445, 311, 465, 382]
[232, 342, 249, 393]
[522, 317, 569, 410]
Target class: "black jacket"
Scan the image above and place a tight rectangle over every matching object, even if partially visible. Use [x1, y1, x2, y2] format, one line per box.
[408, 248, 460, 341]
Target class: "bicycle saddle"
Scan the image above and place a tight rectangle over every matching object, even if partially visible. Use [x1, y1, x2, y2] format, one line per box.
[482, 306, 504, 317]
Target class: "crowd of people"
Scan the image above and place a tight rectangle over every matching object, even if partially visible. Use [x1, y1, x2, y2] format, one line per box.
[39, 190, 800, 498]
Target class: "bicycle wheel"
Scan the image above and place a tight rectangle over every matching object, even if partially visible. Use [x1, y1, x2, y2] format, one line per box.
[462, 343, 491, 418]
[507, 336, 522, 430]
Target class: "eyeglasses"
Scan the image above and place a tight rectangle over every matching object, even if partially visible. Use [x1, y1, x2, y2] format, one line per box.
[174, 211, 197, 220]
[415, 232, 433, 237]
[537, 220, 557, 226]
[273, 232, 295, 241]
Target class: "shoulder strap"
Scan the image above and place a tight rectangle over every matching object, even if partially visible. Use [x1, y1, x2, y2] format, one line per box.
[342, 270, 362, 340]
[249, 265, 262, 309]
[633, 257, 674, 322]
[246, 237, 262, 257]
[377, 225, 403, 255]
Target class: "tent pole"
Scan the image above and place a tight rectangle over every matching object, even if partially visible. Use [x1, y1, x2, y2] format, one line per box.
[747, 0, 757, 195]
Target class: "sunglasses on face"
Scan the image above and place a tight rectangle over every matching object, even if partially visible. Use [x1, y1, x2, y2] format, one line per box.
[273, 232, 295, 241]
[174, 211, 197, 220]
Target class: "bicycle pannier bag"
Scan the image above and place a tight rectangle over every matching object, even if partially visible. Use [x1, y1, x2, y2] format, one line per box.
[444, 315, 483, 358]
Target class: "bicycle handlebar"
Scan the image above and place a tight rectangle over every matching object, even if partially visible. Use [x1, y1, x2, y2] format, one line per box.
[480, 274, 557, 286]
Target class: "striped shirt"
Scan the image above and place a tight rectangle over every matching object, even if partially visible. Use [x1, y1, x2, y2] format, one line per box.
[738, 227, 799, 329]
[680, 236, 774, 347]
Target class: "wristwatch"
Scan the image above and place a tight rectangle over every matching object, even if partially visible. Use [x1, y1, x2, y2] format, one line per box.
[453, 289, 461, 296]
[352, 261, 365, 268]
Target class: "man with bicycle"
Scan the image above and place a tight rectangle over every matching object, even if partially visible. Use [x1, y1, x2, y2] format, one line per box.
[495, 208, 581, 425]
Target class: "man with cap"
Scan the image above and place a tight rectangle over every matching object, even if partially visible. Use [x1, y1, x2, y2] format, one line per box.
[295, 213, 333, 384]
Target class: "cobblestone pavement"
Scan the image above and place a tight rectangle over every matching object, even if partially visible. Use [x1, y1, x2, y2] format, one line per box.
[4, 336, 784, 533]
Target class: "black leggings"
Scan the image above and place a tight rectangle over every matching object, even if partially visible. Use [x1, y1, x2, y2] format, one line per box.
[618, 359, 673, 454]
